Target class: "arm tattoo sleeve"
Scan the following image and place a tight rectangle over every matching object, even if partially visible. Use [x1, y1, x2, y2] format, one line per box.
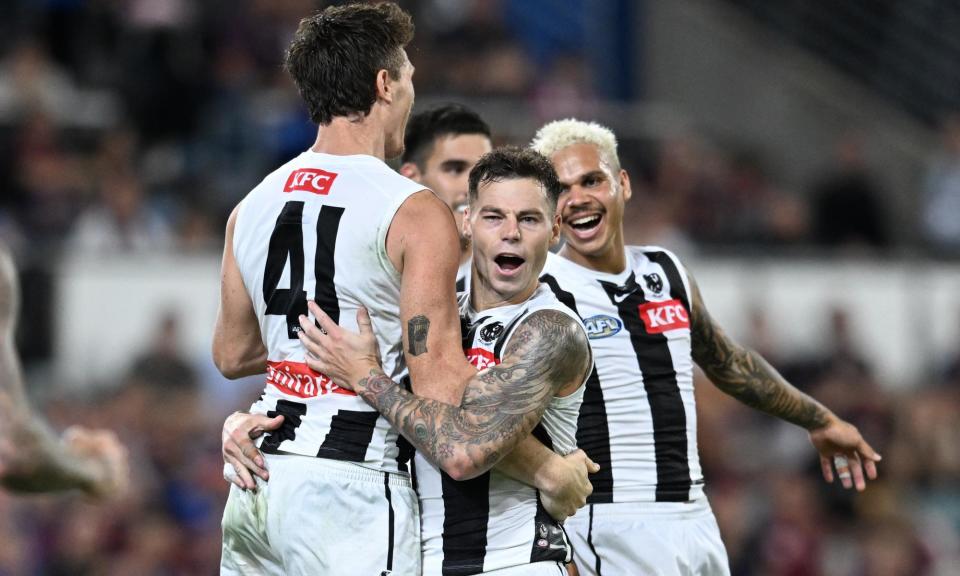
[407, 315, 430, 356]
[688, 273, 831, 430]
[358, 309, 590, 478]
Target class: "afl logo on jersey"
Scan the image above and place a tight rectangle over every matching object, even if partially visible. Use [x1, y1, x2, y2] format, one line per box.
[479, 321, 504, 344]
[283, 168, 338, 195]
[584, 314, 622, 339]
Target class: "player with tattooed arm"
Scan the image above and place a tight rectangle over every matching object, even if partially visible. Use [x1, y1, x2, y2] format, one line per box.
[299, 147, 594, 575]
[529, 119, 882, 576]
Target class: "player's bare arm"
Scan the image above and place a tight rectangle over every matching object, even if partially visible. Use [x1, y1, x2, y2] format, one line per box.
[387, 189, 477, 403]
[300, 305, 591, 481]
[687, 270, 881, 490]
[0, 247, 129, 498]
[213, 206, 268, 379]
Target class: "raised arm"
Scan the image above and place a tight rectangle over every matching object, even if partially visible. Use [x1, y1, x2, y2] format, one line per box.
[300, 305, 591, 481]
[0, 247, 128, 498]
[212, 205, 267, 379]
[687, 270, 881, 490]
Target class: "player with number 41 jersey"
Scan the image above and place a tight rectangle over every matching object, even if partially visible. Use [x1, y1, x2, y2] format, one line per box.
[233, 152, 423, 470]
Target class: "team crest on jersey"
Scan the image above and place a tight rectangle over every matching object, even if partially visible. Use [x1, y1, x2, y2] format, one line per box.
[283, 168, 338, 195]
[583, 314, 622, 339]
[479, 321, 504, 344]
[643, 272, 664, 295]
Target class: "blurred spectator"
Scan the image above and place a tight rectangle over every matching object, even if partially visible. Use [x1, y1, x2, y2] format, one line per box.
[0, 41, 81, 124]
[922, 113, 960, 255]
[858, 514, 931, 576]
[811, 132, 890, 251]
[748, 473, 825, 576]
[11, 112, 88, 250]
[678, 143, 809, 246]
[66, 168, 173, 254]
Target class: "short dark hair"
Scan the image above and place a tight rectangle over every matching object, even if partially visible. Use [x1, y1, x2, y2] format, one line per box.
[468, 146, 563, 211]
[284, 2, 414, 125]
[401, 104, 492, 167]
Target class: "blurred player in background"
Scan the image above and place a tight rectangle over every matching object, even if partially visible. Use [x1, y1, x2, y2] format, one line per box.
[298, 146, 594, 575]
[0, 244, 129, 498]
[531, 119, 882, 576]
[398, 103, 493, 287]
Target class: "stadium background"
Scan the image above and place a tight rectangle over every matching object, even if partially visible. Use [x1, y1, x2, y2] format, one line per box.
[1, 0, 958, 574]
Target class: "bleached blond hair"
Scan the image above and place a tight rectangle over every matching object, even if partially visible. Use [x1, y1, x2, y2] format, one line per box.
[530, 119, 621, 175]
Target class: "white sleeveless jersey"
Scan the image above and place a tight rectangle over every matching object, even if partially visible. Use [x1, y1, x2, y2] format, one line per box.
[233, 151, 425, 473]
[540, 247, 704, 504]
[417, 284, 588, 576]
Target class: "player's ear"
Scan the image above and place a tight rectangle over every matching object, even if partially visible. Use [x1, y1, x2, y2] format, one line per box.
[399, 162, 421, 181]
[549, 211, 561, 246]
[376, 68, 392, 103]
[462, 206, 472, 240]
[619, 169, 633, 202]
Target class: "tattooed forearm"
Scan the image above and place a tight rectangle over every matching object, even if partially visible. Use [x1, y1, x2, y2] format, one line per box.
[357, 310, 590, 479]
[356, 367, 550, 479]
[407, 315, 430, 356]
[688, 275, 831, 430]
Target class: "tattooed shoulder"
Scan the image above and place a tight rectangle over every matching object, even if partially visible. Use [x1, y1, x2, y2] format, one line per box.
[502, 309, 591, 394]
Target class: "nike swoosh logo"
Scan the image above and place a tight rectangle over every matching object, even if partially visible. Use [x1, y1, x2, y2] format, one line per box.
[611, 288, 638, 304]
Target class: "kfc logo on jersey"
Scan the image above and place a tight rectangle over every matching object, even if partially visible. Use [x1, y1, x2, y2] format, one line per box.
[638, 299, 690, 333]
[283, 168, 338, 195]
[465, 347, 498, 371]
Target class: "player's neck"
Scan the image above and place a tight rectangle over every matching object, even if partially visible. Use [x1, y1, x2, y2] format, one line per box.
[469, 274, 536, 312]
[310, 116, 388, 159]
[559, 236, 627, 275]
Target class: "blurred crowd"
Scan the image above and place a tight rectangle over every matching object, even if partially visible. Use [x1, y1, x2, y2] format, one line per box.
[0, 0, 958, 575]
[1, 0, 959, 265]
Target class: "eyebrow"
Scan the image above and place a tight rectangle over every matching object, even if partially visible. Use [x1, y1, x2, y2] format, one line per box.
[438, 159, 470, 170]
[478, 206, 546, 218]
[560, 169, 607, 189]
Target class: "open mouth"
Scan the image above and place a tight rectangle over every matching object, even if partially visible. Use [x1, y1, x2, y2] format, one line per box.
[494, 253, 525, 273]
[567, 213, 602, 232]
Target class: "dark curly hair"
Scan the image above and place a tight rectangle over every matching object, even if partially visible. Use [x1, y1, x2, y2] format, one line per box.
[284, 2, 414, 126]
[468, 146, 563, 210]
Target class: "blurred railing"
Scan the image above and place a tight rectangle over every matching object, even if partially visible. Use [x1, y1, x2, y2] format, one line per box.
[52, 253, 960, 392]
[722, 0, 960, 125]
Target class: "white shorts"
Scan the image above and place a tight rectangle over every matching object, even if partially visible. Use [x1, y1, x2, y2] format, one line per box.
[565, 498, 729, 576]
[220, 453, 421, 575]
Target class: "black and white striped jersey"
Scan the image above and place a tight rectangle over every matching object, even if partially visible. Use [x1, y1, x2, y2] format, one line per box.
[233, 151, 425, 473]
[455, 258, 472, 293]
[540, 247, 704, 504]
[416, 285, 588, 575]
